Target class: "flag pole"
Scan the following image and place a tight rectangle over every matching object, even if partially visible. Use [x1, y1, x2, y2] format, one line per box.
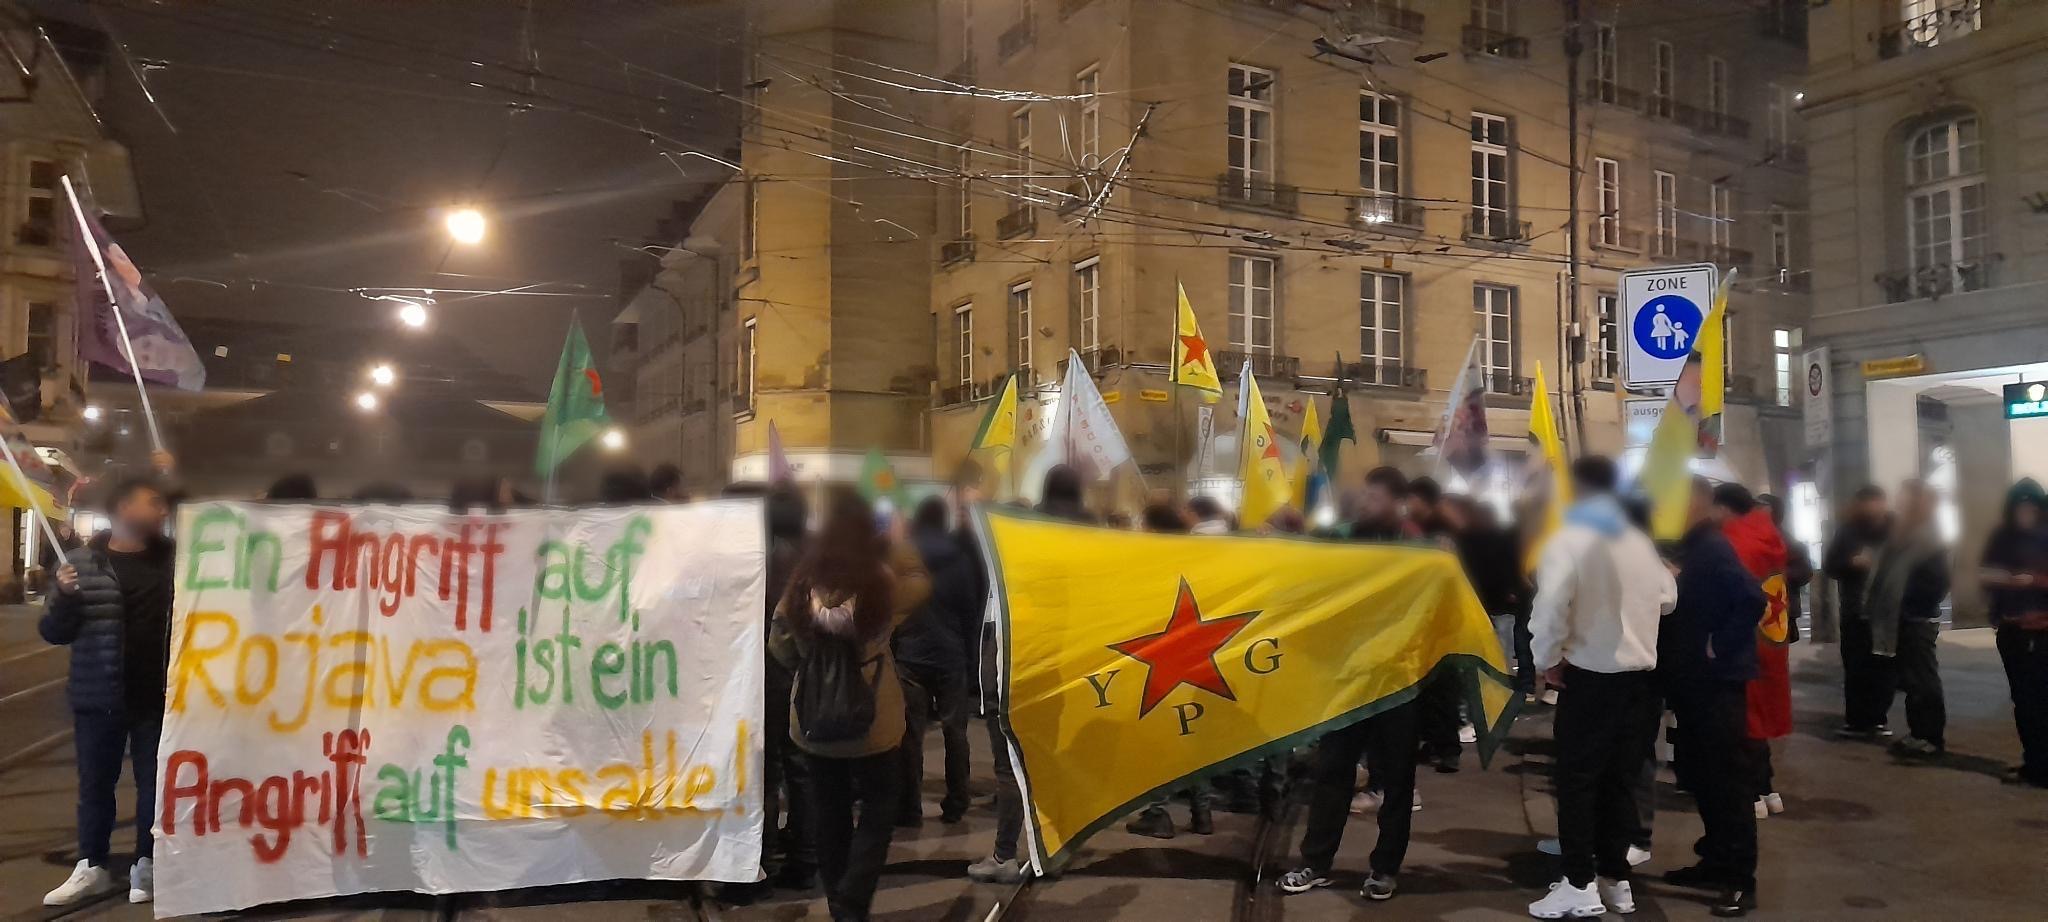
[1170, 302, 1184, 502]
[60, 176, 164, 454]
[0, 431, 66, 553]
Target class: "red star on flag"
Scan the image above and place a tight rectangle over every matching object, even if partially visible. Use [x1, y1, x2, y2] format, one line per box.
[1107, 578, 1260, 718]
[1179, 333, 1210, 369]
[584, 367, 604, 397]
[1260, 422, 1281, 461]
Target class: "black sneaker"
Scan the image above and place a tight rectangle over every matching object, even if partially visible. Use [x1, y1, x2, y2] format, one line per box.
[1832, 724, 1878, 740]
[1664, 864, 1727, 890]
[1710, 887, 1757, 917]
[1124, 807, 1176, 839]
[1188, 801, 1215, 836]
[1360, 872, 1397, 901]
[1276, 867, 1332, 894]
[1889, 736, 1943, 759]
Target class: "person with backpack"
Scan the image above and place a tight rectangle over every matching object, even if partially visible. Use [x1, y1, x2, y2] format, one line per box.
[769, 487, 930, 922]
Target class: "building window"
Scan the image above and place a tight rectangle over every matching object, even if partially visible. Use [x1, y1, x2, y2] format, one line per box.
[1709, 182, 1733, 251]
[1226, 64, 1275, 192]
[1074, 257, 1100, 354]
[1596, 291, 1619, 382]
[743, 181, 758, 260]
[954, 304, 975, 390]
[1905, 114, 1986, 291]
[1651, 41, 1675, 119]
[1009, 281, 1034, 381]
[1470, 0, 1509, 33]
[1769, 205, 1792, 272]
[1358, 90, 1401, 199]
[1653, 170, 1678, 256]
[1773, 327, 1798, 406]
[1474, 284, 1517, 390]
[1359, 271, 1404, 380]
[738, 318, 758, 413]
[1077, 66, 1101, 165]
[1595, 157, 1622, 246]
[1470, 112, 1511, 238]
[1899, 0, 1982, 47]
[1010, 106, 1034, 199]
[26, 301, 55, 369]
[1228, 253, 1276, 356]
[1766, 82, 1793, 150]
[21, 159, 59, 247]
[955, 146, 974, 238]
[1593, 24, 1617, 101]
[1706, 55, 1729, 118]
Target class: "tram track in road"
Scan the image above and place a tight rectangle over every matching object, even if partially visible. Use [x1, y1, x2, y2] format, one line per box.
[986, 799, 1295, 922]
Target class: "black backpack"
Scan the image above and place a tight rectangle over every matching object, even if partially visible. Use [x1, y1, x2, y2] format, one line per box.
[794, 631, 883, 745]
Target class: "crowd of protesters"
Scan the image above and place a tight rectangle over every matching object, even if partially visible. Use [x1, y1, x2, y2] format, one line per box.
[25, 454, 2048, 922]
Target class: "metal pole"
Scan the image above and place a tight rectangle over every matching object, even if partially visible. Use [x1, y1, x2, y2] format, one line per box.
[1563, 0, 1590, 453]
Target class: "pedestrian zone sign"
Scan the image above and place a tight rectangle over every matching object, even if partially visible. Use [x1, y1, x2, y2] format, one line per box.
[1621, 263, 1716, 389]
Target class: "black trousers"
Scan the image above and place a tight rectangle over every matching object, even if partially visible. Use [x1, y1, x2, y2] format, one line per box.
[805, 751, 902, 922]
[764, 672, 815, 875]
[1839, 617, 1898, 730]
[981, 633, 1026, 862]
[1736, 737, 1774, 799]
[1417, 673, 1463, 763]
[1893, 619, 1947, 747]
[1552, 667, 1660, 887]
[75, 711, 160, 865]
[1997, 626, 2048, 784]
[1666, 679, 1757, 890]
[896, 673, 932, 822]
[1299, 699, 1421, 877]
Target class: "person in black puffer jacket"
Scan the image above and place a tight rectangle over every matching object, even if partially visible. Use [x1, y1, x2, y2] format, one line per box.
[40, 477, 175, 907]
[894, 496, 982, 827]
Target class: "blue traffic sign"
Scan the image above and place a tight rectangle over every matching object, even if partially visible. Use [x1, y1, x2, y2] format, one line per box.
[1632, 294, 1702, 361]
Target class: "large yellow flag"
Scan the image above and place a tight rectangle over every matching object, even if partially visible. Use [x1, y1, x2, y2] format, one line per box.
[1525, 362, 1571, 569]
[1171, 281, 1223, 398]
[1292, 397, 1322, 509]
[979, 508, 1516, 871]
[1236, 369, 1292, 527]
[1643, 271, 1735, 540]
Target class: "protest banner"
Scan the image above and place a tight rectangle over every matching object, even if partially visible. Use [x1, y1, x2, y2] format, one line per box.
[155, 500, 766, 916]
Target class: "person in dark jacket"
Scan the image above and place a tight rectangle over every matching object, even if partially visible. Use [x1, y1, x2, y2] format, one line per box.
[1658, 477, 1767, 918]
[895, 497, 982, 826]
[1823, 486, 1893, 738]
[40, 478, 175, 907]
[1866, 480, 1952, 759]
[1978, 479, 2048, 787]
[761, 487, 815, 889]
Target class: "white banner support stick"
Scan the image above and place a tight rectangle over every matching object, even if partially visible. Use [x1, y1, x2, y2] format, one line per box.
[0, 432, 66, 553]
[60, 175, 165, 454]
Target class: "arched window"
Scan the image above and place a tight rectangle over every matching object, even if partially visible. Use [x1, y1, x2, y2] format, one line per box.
[1904, 114, 1986, 292]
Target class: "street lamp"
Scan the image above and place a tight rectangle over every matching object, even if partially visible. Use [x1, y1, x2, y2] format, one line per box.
[354, 391, 379, 412]
[397, 300, 430, 329]
[83, 404, 102, 422]
[444, 207, 487, 245]
[369, 363, 396, 386]
[601, 428, 626, 451]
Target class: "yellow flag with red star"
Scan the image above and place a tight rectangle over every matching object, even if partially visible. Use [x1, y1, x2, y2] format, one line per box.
[1171, 281, 1223, 398]
[1235, 365, 1292, 527]
[977, 507, 1516, 872]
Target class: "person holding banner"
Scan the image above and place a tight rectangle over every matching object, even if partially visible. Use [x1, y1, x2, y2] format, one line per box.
[40, 478, 175, 907]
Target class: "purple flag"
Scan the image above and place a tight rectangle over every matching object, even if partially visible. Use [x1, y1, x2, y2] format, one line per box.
[69, 198, 206, 391]
[767, 420, 793, 484]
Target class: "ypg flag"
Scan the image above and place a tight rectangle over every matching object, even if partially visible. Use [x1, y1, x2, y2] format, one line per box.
[1171, 281, 1223, 398]
[1235, 365, 1292, 528]
[980, 508, 1516, 870]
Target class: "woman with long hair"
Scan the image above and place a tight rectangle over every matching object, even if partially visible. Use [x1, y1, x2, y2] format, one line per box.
[769, 487, 927, 922]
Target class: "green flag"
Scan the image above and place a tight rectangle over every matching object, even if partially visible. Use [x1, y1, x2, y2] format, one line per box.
[535, 321, 611, 478]
[858, 447, 909, 512]
[1320, 358, 1357, 479]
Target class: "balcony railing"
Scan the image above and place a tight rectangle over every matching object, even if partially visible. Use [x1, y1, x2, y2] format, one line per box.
[1765, 141, 1808, 166]
[1583, 78, 1645, 111]
[1358, 3, 1426, 36]
[1461, 24, 1530, 59]
[1351, 193, 1425, 228]
[1464, 212, 1531, 243]
[1345, 361, 1426, 391]
[935, 375, 1012, 408]
[1589, 223, 1645, 252]
[998, 15, 1035, 60]
[1055, 180, 1092, 216]
[1061, 346, 1124, 377]
[1482, 372, 1534, 399]
[1216, 173, 1299, 214]
[941, 237, 977, 266]
[1879, 0, 1984, 59]
[996, 206, 1037, 240]
[1876, 260, 1996, 303]
[1217, 350, 1300, 382]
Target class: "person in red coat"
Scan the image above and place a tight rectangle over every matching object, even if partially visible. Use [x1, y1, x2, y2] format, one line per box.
[1713, 484, 1793, 819]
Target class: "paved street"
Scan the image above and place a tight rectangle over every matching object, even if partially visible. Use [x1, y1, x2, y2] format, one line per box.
[1, 603, 2043, 920]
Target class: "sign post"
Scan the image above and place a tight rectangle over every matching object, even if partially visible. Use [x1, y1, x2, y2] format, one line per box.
[1620, 264, 1718, 390]
[1803, 346, 1833, 450]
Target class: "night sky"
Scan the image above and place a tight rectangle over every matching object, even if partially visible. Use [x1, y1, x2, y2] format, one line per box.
[32, 0, 740, 392]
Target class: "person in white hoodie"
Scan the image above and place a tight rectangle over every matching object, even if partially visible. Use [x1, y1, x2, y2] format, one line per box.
[1526, 457, 1677, 920]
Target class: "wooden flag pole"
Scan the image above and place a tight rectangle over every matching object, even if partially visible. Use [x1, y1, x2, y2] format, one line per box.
[60, 175, 164, 453]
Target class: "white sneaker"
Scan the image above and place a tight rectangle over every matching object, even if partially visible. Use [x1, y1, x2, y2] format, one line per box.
[1626, 845, 1651, 868]
[1753, 798, 1769, 819]
[1529, 879, 1606, 918]
[1459, 722, 1478, 744]
[1599, 878, 1636, 914]
[1541, 689, 1561, 706]
[1411, 789, 1423, 812]
[43, 860, 114, 906]
[129, 857, 153, 904]
[1350, 790, 1384, 814]
[1764, 792, 1785, 815]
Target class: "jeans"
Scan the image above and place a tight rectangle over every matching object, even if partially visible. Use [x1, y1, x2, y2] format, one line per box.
[896, 672, 933, 822]
[936, 669, 973, 819]
[805, 751, 901, 922]
[1893, 619, 1946, 747]
[1299, 699, 1421, 877]
[1551, 667, 1659, 887]
[1997, 626, 2048, 784]
[1840, 617, 1897, 730]
[1666, 679, 1757, 890]
[75, 710, 161, 865]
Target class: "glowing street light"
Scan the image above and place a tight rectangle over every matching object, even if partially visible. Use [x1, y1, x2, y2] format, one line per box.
[83, 404, 102, 422]
[397, 301, 430, 329]
[354, 391, 379, 412]
[601, 428, 626, 451]
[444, 207, 487, 245]
[368, 363, 396, 386]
